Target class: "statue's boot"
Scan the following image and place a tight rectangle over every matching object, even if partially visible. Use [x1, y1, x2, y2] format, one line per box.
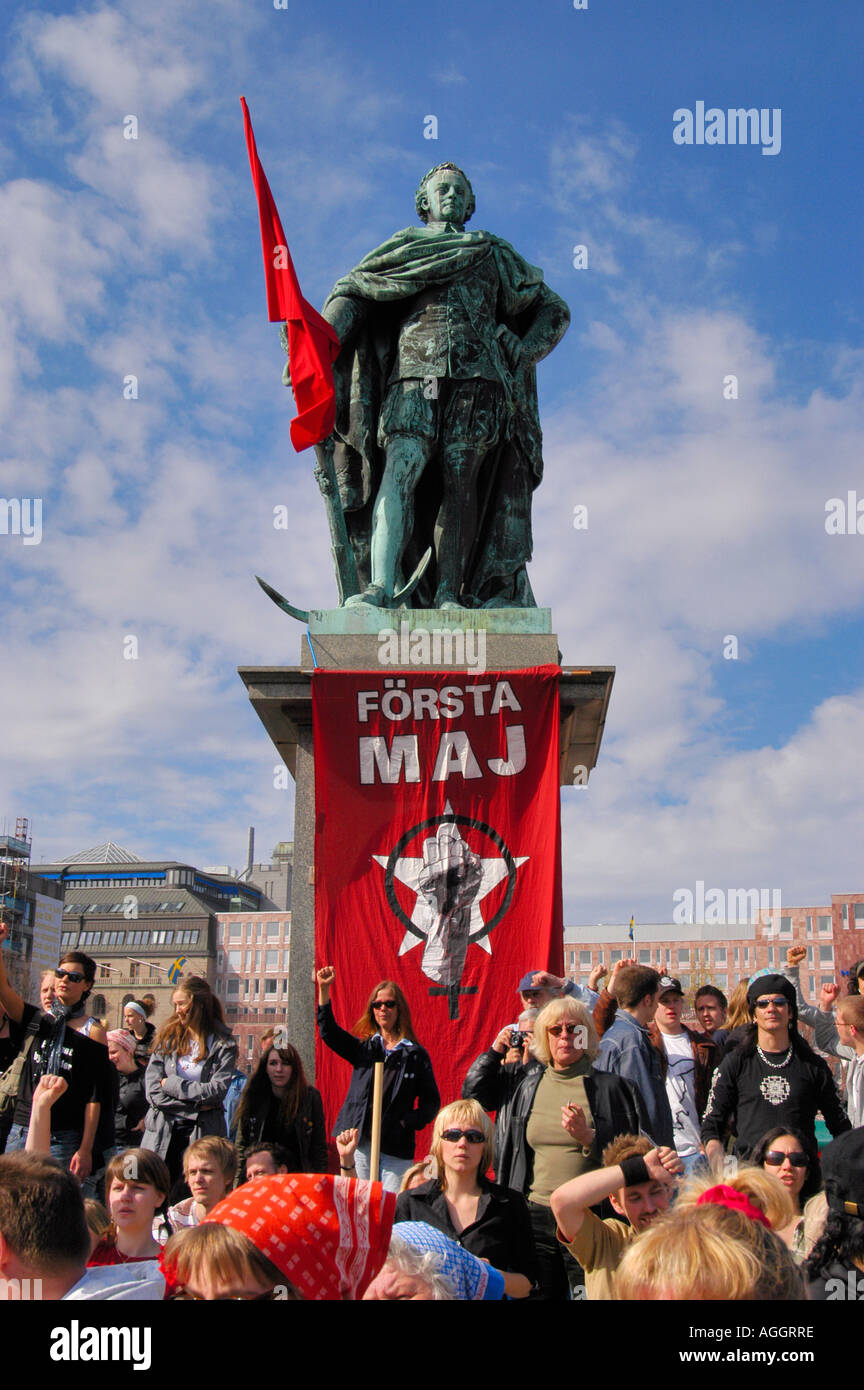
[344, 584, 391, 608]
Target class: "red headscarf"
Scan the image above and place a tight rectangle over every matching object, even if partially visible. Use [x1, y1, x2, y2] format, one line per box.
[204, 1174, 395, 1300]
[696, 1184, 772, 1230]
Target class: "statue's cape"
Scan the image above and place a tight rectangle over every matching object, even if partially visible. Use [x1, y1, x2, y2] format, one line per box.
[322, 226, 552, 603]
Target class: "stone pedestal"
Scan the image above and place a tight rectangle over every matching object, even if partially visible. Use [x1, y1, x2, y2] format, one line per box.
[239, 610, 614, 1078]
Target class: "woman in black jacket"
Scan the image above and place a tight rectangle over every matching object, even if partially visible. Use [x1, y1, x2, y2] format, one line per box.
[316, 966, 440, 1193]
[232, 1041, 327, 1182]
[463, 996, 650, 1300]
[395, 1098, 537, 1297]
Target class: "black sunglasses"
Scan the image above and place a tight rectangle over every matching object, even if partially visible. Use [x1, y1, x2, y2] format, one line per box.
[55, 968, 86, 983]
[372, 999, 397, 1009]
[441, 1129, 485, 1144]
[764, 1150, 808, 1168]
[754, 997, 789, 1009]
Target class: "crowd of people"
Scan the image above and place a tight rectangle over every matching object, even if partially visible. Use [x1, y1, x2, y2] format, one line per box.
[1, 918, 863, 1302]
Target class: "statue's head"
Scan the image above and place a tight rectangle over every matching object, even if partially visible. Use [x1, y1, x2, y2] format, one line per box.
[415, 163, 475, 226]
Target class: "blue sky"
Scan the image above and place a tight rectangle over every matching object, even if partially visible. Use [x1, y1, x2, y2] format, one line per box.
[1, 0, 863, 924]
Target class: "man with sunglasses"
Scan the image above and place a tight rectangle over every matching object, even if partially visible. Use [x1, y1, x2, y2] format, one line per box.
[0, 929, 113, 1189]
[701, 974, 851, 1172]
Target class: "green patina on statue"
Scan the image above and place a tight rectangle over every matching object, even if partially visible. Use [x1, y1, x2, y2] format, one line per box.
[281, 163, 569, 613]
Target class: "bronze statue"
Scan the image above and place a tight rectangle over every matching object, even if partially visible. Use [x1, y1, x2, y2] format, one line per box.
[282, 163, 569, 612]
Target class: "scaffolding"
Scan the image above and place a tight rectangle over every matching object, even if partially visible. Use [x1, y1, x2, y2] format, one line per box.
[0, 815, 32, 994]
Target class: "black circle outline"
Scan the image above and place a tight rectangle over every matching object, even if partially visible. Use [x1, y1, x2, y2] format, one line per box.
[384, 814, 516, 944]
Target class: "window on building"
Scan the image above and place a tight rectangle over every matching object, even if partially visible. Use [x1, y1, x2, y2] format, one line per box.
[805, 915, 813, 936]
[767, 947, 776, 965]
[229, 923, 242, 941]
[265, 951, 278, 971]
[579, 950, 591, 967]
[779, 917, 792, 936]
[638, 949, 651, 964]
[855, 903, 864, 924]
[264, 979, 277, 996]
[267, 922, 280, 938]
[820, 976, 835, 988]
[610, 950, 623, 964]
[818, 915, 831, 935]
[679, 974, 691, 990]
[714, 948, 727, 965]
[809, 976, 816, 994]
[733, 947, 740, 964]
[228, 952, 242, 970]
[819, 945, 834, 965]
[714, 975, 728, 990]
[677, 948, 690, 965]
[227, 980, 239, 996]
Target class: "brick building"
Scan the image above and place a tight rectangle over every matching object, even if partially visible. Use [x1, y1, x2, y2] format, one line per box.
[564, 891, 864, 1003]
[215, 911, 292, 1069]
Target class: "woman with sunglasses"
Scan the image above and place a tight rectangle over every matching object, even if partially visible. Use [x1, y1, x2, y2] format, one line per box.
[751, 1125, 822, 1262]
[394, 1098, 536, 1297]
[316, 966, 440, 1193]
[0, 930, 114, 1189]
[464, 995, 649, 1300]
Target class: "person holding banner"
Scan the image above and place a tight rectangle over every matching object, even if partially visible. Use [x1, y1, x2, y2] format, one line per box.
[316, 967, 439, 1193]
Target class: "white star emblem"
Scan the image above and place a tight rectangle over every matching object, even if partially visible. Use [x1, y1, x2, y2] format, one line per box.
[373, 803, 528, 967]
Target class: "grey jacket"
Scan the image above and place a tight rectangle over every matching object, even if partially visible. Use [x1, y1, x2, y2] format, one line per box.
[785, 965, 864, 1127]
[140, 1031, 238, 1159]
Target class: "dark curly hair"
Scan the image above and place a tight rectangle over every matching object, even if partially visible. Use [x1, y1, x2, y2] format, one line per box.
[415, 163, 475, 224]
[806, 1210, 864, 1282]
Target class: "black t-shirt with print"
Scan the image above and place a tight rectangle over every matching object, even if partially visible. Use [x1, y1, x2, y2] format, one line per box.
[11, 1003, 114, 1136]
[700, 1042, 851, 1156]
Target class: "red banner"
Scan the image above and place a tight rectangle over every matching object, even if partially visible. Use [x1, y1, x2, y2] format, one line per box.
[312, 665, 563, 1148]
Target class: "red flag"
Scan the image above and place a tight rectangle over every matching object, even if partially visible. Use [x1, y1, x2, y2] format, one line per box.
[240, 97, 340, 451]
[312, 666, 564, 1151]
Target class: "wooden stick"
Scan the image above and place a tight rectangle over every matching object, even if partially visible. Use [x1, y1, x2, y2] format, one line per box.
[369, 1060, 384, 1182]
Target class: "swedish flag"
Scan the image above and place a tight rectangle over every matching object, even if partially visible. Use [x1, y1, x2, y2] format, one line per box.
[167, 956, 189, 985]
[628, 916, 635, 943]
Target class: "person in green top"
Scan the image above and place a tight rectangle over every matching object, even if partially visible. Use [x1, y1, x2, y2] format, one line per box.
[464, 996, 649, 1299]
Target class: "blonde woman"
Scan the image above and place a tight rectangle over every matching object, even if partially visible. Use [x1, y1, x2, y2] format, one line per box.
[615, 1167, 804, 1300]
[394, 1098, 536, 1297]
[464, 996, 650, 1300]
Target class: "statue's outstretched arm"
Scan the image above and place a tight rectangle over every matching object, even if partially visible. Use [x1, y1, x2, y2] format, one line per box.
[322, 294, 368, 350]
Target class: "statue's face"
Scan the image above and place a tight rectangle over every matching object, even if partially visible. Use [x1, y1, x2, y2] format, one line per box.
[423, 169, 471, 226]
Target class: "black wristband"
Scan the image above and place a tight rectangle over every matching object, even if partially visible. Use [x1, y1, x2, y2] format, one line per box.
[619, 1155, 652, 1188]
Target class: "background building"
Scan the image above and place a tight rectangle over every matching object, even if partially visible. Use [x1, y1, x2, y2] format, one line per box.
[215, 911, 292, 1068]
[564, 892, 864, 1002]
[1, 817, 64, 997]
[37, 842, 262, 1029]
